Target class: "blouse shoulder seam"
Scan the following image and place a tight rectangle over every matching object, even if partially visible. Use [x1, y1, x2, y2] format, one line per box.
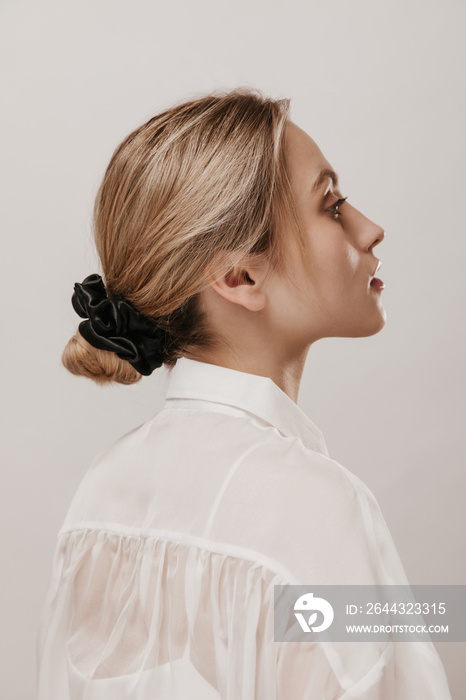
[158, 405, 329, 458]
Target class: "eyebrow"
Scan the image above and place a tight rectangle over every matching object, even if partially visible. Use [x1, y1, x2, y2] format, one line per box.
[311, 168, 340, 194]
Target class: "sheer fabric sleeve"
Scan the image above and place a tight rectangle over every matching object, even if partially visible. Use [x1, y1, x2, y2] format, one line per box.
[37, 528, 222, 699]
[268, 455, 453, 700]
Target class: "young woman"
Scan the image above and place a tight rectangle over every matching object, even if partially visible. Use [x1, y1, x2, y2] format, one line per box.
[36, 88, 452, 699]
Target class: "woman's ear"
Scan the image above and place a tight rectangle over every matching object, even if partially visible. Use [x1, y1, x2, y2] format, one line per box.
[203, 252, 269, 312]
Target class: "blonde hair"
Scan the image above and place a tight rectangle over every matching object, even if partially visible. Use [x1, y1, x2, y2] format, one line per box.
[62, 87, 308, 385]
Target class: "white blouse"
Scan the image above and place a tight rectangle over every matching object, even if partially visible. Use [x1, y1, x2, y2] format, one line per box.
[36, 357, 452, 699]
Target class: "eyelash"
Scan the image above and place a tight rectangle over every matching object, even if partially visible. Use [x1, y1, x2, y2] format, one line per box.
[327, 196, 348, 220]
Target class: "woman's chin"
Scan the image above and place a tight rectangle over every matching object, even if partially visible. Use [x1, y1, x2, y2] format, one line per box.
[343, 309, 387, 338]
[365, 309, 387, 336]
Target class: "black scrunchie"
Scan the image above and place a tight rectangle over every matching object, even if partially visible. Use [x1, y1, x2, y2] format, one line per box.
[72, 273, 167, 376]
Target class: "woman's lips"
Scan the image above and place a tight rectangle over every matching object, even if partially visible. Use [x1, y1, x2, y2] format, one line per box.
[370, 277, 385, 290]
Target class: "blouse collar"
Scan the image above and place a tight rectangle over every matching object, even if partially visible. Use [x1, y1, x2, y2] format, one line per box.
[163, 356, 329, 458]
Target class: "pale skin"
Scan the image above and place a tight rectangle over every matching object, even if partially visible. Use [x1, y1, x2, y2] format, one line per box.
[185, 120, 385, 403]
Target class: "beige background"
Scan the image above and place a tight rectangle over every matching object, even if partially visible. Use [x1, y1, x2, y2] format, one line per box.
[1, 0, 465, 697]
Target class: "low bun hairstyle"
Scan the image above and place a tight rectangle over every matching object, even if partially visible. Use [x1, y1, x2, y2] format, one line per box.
[62, 87, 306, 386]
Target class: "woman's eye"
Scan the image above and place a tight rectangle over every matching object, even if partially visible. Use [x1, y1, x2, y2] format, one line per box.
[327, 196, 348, 220]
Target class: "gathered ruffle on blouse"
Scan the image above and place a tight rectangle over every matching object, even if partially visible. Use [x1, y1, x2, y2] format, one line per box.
[37, 526, 449, 700]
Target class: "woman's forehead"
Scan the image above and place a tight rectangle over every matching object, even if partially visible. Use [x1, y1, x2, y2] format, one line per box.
[285, 121, 335, 197]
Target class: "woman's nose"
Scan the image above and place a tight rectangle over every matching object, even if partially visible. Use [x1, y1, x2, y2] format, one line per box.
[368, 223, 384, 252]
[349, 205, 385, 251]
